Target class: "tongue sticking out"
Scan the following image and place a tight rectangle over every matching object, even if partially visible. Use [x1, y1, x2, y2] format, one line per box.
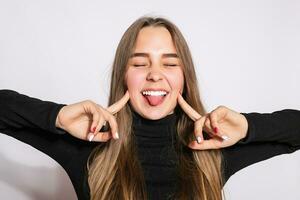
[144, 95, 165, 106]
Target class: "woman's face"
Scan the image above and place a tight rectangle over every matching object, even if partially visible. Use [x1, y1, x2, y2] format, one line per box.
[125, 26, 184, 120]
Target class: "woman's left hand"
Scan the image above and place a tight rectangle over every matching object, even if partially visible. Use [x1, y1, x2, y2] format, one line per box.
[177, 94, 249, 150]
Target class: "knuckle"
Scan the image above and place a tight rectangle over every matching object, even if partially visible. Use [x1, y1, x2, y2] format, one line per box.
[84, 100, 93, 105]
[217, 105, 224, 109]
[210, 113, 217, 120]
[84, 100, 97, 108]
[217, 105, 227, 110]
[82, 100, 89, 104]
[210, 110, 219, 119]
[204, 120, 210, 127]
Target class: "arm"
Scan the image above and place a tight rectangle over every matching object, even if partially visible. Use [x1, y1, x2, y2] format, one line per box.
[222, 109, 300, 183]
[239, 109, 300, 147]
[175, 97, 300, 182]
[0, 89, 95, 199]
[0, 89, 66, 134]
[0, 88, 124, 143]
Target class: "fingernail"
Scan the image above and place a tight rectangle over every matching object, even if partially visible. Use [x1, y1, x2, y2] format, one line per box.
[91, 127, 96, 133]
[196, 136, 202, 144]
[88, 133, 95, 142]
[221, 135, 229, 141]
[115, 132, 119, 139]
[214, 127, 218, 133]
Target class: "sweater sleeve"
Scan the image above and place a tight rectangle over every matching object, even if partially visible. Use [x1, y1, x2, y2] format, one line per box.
[238, 109, 300, 147]
[222, 109, 300, 184]
[0, 89, 95, 199]
[0, 89, 67, 134]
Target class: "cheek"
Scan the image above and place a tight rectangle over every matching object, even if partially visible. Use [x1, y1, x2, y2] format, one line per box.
[125, 69, 145, 93]
[166, 70, 184, 92]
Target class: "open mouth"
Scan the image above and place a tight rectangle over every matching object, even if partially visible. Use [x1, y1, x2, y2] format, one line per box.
[141, 90, 169, 106]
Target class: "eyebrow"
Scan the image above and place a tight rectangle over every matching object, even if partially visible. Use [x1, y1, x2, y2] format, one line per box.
[130, 53, 179, 58]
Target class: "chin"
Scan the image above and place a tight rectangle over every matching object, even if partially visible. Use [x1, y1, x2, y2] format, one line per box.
[138, 108, 173, 120]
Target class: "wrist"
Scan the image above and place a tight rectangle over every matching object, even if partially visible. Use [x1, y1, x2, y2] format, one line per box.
[55, 106, 65, 129]
[240, 113, 249, 140]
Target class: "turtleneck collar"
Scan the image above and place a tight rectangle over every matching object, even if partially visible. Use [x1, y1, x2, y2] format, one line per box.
[131, 110, 177, 139]
[132, 110, 177, 125]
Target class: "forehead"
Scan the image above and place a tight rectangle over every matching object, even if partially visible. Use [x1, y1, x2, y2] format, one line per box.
[133, 26, 177, 53]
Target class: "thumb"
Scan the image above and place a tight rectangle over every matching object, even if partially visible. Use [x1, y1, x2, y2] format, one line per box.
[188, 139, 222, 150]
[107, 90, 130, 114]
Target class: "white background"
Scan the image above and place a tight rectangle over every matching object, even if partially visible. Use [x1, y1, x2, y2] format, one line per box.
[0, 0, 299, 199]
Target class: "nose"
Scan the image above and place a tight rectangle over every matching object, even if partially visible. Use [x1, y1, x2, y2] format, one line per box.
[146, 65, 163, 82]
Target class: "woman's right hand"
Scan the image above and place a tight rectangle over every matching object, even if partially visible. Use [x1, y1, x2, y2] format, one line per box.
[55, 91, 129, 142]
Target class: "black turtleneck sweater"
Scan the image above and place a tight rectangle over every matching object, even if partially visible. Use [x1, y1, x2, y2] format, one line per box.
[132, 110, 178, 200]
[1, 89, 300, 200]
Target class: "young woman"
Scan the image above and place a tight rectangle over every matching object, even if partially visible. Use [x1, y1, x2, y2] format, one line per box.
[1, 16, 300, 200]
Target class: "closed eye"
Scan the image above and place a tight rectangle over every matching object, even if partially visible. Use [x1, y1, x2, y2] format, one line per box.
[133, 64, 146, 67]
[164, 64, 178, 67]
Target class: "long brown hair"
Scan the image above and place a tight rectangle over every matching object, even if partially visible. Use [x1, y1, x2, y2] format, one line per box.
[87, 16, 224, 200]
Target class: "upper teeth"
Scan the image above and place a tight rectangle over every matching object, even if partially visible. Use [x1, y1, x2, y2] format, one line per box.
[142, 90, 167, 96]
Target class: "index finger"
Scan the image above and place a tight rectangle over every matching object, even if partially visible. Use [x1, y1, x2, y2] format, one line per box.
[177, 93, 201, 121]
[107, 90, 130, 114]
